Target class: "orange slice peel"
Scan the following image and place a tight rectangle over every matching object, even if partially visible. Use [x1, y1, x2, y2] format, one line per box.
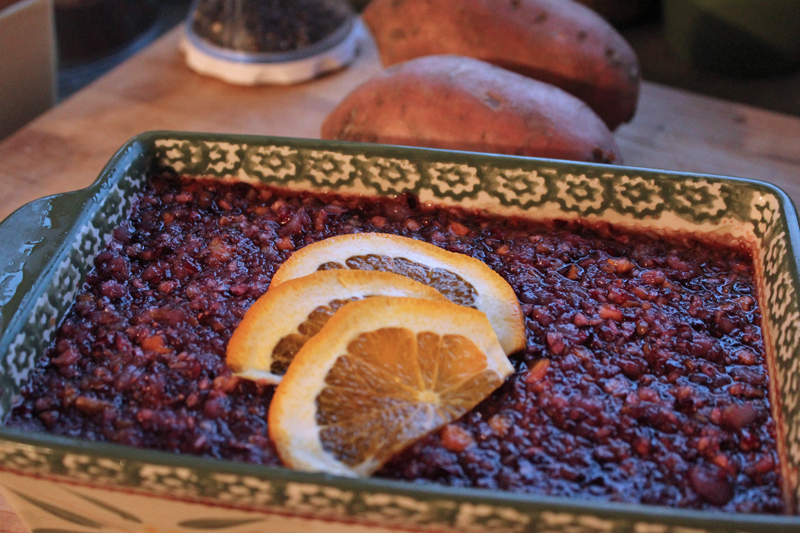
[268, 296, 514, 477]
[227, 270, 449, 384]
[270, 233, 525, 355]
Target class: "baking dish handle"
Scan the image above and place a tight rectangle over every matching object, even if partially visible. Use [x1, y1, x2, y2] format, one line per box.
[0, 190, 90, 336]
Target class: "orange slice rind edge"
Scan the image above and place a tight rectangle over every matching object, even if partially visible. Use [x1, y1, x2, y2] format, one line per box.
[268, 296, 514, 477]
[270, 233, 526, 355]
[227, 269, 450, 384]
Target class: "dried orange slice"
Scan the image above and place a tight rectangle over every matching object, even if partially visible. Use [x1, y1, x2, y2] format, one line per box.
[269, 296, 514, 477]
[270, 233, 525, 355]
[227, 270, 448, 384]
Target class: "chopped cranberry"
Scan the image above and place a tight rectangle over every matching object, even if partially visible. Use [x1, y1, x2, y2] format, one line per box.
[7, 175, 782, 514]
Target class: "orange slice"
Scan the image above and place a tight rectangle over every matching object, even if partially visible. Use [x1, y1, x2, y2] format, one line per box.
[269, 296, 514, 477]
[270, 233, 525, 355]
[227, 270, 448, 384]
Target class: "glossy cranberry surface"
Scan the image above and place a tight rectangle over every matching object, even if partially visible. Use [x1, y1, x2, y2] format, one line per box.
[7, 175, 784, 513]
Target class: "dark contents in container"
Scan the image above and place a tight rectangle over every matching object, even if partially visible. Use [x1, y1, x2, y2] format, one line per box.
[7, 175, 784, 513]
[190, 0, 349, 53]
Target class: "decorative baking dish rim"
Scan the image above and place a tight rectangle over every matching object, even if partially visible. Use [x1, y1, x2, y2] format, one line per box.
[0, 131, 798, 532]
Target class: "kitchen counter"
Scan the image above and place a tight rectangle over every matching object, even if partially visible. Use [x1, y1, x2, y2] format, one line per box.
[1, 23, 800, 533]
[2, 26, 800, 225]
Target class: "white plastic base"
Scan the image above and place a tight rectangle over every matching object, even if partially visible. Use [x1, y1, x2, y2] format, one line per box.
[180, 19, 363, 86]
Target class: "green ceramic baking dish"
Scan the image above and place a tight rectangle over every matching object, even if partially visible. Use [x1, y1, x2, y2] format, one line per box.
[0, 131, 799, 532]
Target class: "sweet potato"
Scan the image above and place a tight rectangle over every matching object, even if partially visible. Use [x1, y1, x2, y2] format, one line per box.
[321, 55, 622, 164]
[362, 0, 640, 129]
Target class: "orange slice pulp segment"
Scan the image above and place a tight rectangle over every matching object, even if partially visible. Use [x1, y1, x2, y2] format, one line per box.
[268, 296, 514, 477]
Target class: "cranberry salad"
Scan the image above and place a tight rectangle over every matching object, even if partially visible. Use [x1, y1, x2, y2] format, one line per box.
[8, 174, 784, 513]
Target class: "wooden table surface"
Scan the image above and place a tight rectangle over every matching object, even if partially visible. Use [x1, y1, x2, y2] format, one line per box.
[1, 24, 800, 532]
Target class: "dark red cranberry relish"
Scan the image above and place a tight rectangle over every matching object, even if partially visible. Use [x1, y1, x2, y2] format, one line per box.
[7, 175, 784, 513]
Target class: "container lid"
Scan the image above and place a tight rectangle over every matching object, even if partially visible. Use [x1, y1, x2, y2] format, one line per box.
[181, 0, 361, 85]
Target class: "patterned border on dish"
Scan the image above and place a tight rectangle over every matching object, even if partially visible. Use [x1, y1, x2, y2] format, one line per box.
[150, 140, 800, 503]
[0, 171, 145, 418]
[0, 135, 798, 532]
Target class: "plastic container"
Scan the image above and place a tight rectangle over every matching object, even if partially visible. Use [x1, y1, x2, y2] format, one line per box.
[181, 0, 361, 85]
